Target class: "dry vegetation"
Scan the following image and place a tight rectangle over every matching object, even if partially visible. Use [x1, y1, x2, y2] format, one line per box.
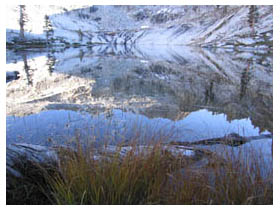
[6, 139, 273, 205]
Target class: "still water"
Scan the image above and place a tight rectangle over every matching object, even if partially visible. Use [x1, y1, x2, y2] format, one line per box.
[6, 45, 272, 160]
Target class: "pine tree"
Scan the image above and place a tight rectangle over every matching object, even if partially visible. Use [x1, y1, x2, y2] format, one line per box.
[43, 15, 54, 45]
[77, 29, 83, 42]
[19, 5, 28, 39]
[223, 6, 228, 16]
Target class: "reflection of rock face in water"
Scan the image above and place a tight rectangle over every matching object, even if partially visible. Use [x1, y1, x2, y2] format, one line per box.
[6, 46, 272, 133]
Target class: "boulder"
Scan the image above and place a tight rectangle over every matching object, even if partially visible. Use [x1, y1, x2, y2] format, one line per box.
[6, 71, 19, 82]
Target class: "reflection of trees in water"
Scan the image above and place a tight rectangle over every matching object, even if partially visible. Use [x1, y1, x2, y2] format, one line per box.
[240, 60, 252, 100]
[204, 81, 214, 104]
[79, 49, 85, 62]
[46, 53, 56, 75]
[22, 54, 33, 86]
[178, 92, 197, 112]
[111, 75, 175, 97]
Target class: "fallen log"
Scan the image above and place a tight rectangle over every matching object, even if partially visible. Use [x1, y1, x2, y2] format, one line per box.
[169, 133, 272, 147]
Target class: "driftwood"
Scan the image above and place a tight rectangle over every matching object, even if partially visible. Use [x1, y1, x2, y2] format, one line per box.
[169, 133, 272, 147]
[7, 133, 271, 178]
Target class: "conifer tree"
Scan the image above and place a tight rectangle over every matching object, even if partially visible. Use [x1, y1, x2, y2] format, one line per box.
[43, 15, 54, 45]
[248, 6, 259, 35]
[19, 5, 28, 39]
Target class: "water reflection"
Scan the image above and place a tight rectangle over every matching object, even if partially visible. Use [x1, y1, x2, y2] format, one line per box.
[46, 52, 56, 75]
[240, 59, 252, 100]
[6, 108, 271, 146]
[6, 45, 272, 148]
[22, 54, 33, 86]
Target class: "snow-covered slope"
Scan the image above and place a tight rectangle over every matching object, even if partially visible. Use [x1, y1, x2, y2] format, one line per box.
[6, 5, 273, 48]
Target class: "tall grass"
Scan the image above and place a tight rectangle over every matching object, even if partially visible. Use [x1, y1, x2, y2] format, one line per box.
[50, 142, 181, 204]
[7, 139, 272, 205]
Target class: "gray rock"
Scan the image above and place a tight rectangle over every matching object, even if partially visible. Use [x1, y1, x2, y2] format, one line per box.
[6, 71, 19, 82]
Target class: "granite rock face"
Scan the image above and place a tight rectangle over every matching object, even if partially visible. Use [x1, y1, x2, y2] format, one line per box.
[6, 5, 272, 49]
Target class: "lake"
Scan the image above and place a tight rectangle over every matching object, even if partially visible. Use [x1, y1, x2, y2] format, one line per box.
[6, 45, 273, 163]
